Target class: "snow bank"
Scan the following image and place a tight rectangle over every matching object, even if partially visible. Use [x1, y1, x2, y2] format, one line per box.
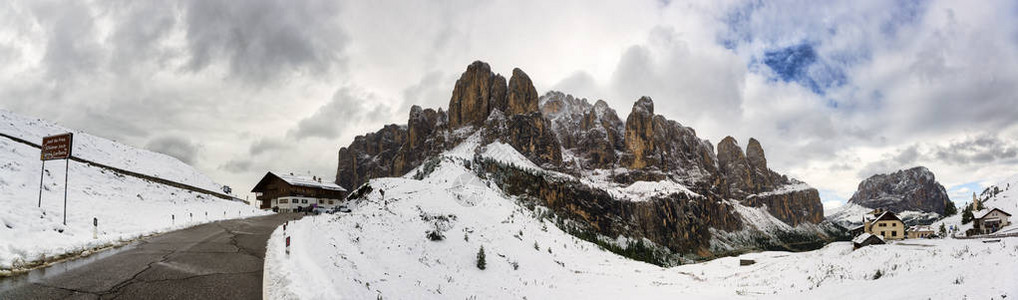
[264, 160, 1018, 299]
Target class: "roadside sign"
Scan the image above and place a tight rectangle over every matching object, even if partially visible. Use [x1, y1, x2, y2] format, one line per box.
[41, 133, 73, 161]
[38, 132, 74, 226]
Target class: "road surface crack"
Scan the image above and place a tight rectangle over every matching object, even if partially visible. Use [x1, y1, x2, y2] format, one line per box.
[100, 252, 173, 299]
[30, 282, 100, 298]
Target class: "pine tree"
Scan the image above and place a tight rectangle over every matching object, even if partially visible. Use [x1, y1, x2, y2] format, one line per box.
[939, 223, 947, 237]
[961, 205, 974, 224]
[943, 200, 957, 217]
[476, 246, 486, 270]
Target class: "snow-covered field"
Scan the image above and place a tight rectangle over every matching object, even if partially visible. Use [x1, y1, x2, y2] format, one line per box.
[0, 109, 267, 273]
[264, 160, 1018, 299]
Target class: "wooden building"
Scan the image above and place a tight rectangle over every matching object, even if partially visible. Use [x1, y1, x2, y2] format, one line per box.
[852, 233, 885, 249]
[251, 172, 347, 212]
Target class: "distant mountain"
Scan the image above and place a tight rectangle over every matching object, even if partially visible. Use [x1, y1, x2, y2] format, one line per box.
[828, 166, 951, 227]
[333, 61, 844, 262]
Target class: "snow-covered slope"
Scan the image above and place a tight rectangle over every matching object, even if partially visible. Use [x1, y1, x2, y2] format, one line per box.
[264, 159, 1018, 299]
[0, 109, 221, 191]
[0, 109, 267, 272]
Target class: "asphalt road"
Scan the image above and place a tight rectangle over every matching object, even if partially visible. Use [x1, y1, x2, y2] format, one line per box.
[0, 213, 302, 299]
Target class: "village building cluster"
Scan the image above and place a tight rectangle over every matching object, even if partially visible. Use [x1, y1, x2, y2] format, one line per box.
[850, 197, 1013, 249]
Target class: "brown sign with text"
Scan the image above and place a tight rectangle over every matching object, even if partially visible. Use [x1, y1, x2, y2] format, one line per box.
[41, 133, 73, 161]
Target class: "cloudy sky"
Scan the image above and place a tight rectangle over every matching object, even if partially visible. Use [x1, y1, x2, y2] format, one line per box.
[2, 0, 1017, 209]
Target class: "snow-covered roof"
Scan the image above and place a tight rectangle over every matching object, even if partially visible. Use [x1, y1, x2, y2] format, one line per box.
[852, 233, 884, 244]
[865, 211, 902, 223]
[275, 173, 347, 192]
[907, 225, 933, 232]
[976, 208, 1011, 220]
[252, 172, 347, 192]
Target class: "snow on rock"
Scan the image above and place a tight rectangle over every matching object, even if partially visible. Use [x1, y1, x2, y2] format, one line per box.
[480, 141, 543, 172]
[264, 161, 1018, 299]
[442, 132, 482, 161]
[825, 202, 872, 227]
[575, 168, 699, 201]
[603, 180, 700, 201]
[0, 110, 268, 273]
[753, 182, 812, 197]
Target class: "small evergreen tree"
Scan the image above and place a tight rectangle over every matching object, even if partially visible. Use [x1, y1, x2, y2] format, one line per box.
[939, 223, 947, 237]
[476, 246, 486, 270]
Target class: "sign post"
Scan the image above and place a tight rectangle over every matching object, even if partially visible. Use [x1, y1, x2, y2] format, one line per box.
[39, 133, 73, 225]
[37, 160, 44, 207]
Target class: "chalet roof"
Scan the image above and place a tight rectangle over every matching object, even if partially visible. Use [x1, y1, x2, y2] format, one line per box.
[251, 172, 348, 193]
[976, 208, 1012, 220]
[865, 211, 903, 223]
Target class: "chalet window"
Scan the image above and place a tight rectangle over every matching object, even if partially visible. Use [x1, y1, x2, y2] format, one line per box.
[280, 199, 288, 204]
[319, 200, 324, 204]
[892, 231, 897, 237]
[302, 199, 308, 204]
[329, 200, 334, 205]
[892, 223, 896, 227]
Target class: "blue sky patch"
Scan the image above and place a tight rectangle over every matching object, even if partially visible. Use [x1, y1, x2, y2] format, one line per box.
[761, 43, 846, 96]
[947, 181, 985, 206]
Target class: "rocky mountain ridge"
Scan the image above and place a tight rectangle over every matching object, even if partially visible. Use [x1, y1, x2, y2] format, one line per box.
[847, 166, 951, 214]
[335, 61, 842, 260]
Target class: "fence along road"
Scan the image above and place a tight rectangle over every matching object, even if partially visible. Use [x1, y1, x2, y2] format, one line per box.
[0, 131, 243, 203]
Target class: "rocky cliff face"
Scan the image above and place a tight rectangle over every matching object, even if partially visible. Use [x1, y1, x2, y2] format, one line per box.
[540, 92, 624, 170]
[335, 60, 837, 260]
[716, 136, 816, 225]
[447, 61, 506, 129]
[618, 98, 719, 184]
[848, 166, 951, 214]
[335, 124, 407, 191]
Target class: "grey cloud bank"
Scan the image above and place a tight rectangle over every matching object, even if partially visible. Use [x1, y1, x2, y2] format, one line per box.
[1, 0, 1016, 207]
